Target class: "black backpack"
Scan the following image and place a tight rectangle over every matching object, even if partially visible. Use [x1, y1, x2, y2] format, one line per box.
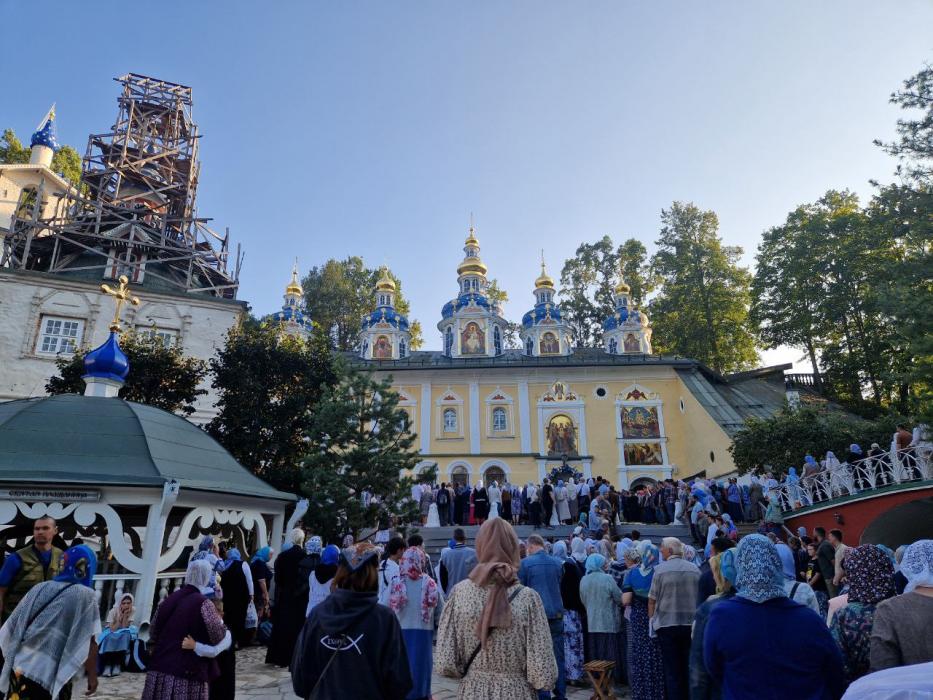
[437, 489, 449, 506]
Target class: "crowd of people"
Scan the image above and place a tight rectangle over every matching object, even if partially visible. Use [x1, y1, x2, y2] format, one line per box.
[0, 485, 930, 699]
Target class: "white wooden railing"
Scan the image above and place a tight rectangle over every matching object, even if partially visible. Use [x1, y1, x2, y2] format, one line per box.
[768, 445, 932, 512]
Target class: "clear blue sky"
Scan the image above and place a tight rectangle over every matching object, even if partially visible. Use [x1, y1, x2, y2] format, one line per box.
[3, 2, 931, 364]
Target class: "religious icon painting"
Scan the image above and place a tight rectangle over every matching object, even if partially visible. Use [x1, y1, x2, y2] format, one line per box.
[546, 414, 578, 457]
[373, 335, 392, 359]
[539, 331, 560, 355]
[621, 406, 661, 439]
[624, 332, 641, 352]
[623, 442, 663, 466]
[461, 321, 486, 355]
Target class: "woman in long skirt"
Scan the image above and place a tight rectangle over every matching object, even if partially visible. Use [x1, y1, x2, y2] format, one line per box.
[552, 542, 585, 684]
[621, 543, 664, 700]
[389, 547, 442, 700]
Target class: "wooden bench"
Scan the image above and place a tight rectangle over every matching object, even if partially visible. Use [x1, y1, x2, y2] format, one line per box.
[583, 659, 616, 700]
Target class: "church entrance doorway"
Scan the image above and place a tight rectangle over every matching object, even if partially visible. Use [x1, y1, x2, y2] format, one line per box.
[484, 466, 505, 486]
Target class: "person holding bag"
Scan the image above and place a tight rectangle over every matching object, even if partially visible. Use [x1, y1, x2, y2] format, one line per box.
[434, 518, 557, 700]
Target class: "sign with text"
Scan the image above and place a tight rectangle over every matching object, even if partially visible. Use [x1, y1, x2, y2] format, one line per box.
[0, 488, 101, 503]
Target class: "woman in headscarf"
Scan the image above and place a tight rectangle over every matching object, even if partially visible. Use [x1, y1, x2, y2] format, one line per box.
[689, 548, 737, 700]
[550, 541, 585, 686]
[0, 545, 100, 700]
[567, 478, 579, 524]
[703, 535, 845, 700]
[249, 546, 274, 623]
[554, 480, 570, 524]
[266, 529, 307, 666]
[190, 535, 225, 598]
[579, 553, 625, 685]
[869, 539, 933, 672]
[434, 518, 557, 700]
[220, 547, 253, 648]
[827, 544, 894, 681]
[291, 543, 412, 700]
[98, 592, 136, 677]
[297, 535, 323, 599]
[143, 559, 228, 700]
[306, 545, 340, 616]
[774, 542, 820, 615]
[785, 467, 802, 507]
[621, 542, 664, 700]
[389, 548, 442, 700]
[472, 481, 488, 525]
[486, 481, 501, 520]
[509, 483, 522, 525]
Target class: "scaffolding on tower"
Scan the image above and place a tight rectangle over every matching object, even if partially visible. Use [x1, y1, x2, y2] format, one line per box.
[1, 73, 241, 298]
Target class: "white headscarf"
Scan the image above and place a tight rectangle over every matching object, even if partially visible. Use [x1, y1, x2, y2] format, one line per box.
[570, 537, 587, 563]
[289, 528, 305, 547]
[901, 540, 933, 593]
[185, 559, 213, 589]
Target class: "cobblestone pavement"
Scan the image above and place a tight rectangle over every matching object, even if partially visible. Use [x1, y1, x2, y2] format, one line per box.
[94, 645, 631, 699]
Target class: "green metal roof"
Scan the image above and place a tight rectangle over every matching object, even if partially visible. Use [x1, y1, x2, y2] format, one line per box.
[0, 395, 294, 501]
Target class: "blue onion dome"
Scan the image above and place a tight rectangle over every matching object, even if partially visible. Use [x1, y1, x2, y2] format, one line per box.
[269, 306, 314, 333]
[362, 305, 409, 332]
[602, 307, 630, 331]
[522, 302, 563, 329]
[441, 291, 491, 319]
[30, 111, 58, 150]
[82, 332, 129, 382]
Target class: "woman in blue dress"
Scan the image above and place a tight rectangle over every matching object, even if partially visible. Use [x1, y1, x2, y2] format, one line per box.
[621, 541, 664, 700]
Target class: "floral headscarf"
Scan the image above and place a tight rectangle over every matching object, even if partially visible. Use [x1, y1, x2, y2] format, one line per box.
[638, 541, 659, 576]
[683, 545, 698, 564]
[388, 547, 439, 623]
[734, 534, 786, 604]
[305, 535, 323, 556]
[900, 540, 933, 593]
[844, 544, 895, 604]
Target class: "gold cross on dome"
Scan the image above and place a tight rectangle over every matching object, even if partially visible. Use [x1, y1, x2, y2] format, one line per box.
[100, 275, 140, 332]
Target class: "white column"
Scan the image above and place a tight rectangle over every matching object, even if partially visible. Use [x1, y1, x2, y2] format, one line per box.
[518, 381, 531, 453]
[578, 406, 589, 456]
[469, 381, 480, 455]
[134, 481, 180, 625]
[270, 509, 286, 554]
[420, 383, 431, 454]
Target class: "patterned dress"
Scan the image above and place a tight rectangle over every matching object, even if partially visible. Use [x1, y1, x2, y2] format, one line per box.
[830, 602, 877, 682]
[434, 580, 557, 700]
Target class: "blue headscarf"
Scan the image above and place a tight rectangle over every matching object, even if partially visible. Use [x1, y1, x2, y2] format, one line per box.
[557, 480, 564, 487]
[251, 546, 272, 564]
[735, 535, 787, 603]
[224, 547, 242, 570]
[850, 443, 863, 456]
[198, 535, 215, 552]
[321, 544, 340, 566]
[552, 541, 568, 561]
[786, 467, 799, 484]
[804, 454, 817, 466]
[54, 545, 97, 588]
[720, 548, 738, 587]
[585, 553, 607, 574]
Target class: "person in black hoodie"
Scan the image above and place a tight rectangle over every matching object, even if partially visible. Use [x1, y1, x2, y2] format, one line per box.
[291, 542, 412, 700]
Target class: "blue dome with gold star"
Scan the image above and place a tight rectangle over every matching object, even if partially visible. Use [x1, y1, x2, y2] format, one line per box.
[522, 302, 563, 329]
[441, 292, 492, 319]
[602, 307, 631, 331]
[362, 304, 410, 332]
[30, 114, 58, 150]
[82, 332, 129, 383]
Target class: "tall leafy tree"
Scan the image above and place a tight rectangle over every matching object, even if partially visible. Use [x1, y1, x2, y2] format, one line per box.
[299, 368, 427, 542]
[874, 63, 933, 184]
[303, 258, 422, 351]
[1, 128, 83, 187]
[207, 320, 337, 494]
[46, 332, 207, 415]
[649, 202, 758, 373]
[559, 236, 654, 347]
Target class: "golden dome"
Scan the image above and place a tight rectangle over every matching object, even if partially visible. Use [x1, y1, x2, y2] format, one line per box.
[614, 277, 630, 294]
[285, 260, 303, 297]
[465, 223, 479, 248]
[535, 253, 554, 289]
[375, 267, 397, 292]
[457, 258, 488, 276]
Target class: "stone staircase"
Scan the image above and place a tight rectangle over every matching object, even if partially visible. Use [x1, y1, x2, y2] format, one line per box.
[411, 521, 692, 560]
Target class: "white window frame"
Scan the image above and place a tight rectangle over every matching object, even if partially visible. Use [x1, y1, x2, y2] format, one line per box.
[36, 315, 84, 356]
[443, 408, 458, 432]
[492, 406, 508, 432]
[485, 387, 515, 439]
[137, 326, 178, 346]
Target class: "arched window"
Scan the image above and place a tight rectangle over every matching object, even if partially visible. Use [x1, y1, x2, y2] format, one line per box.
[443, 408, 458, 432]
[493, 326, 502, 355]
[398, 338, 407, 358]
[379, 294, 390, 306]
[13, 187, 39, 222]
[492, 407, 507, 432]
[484, 466, 505, 486]
[525, 336, 534, 356]
[444, 327, 454, 356]
[608, 337, 617, 354]
[450, 465, 469, 487]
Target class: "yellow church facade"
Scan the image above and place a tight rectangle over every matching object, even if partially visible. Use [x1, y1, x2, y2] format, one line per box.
[268, 225, 791, 488]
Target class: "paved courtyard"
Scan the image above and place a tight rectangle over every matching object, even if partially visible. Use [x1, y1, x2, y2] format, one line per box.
[94, 645, 630, 699]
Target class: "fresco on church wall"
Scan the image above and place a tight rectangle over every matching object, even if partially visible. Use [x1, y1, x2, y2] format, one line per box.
[624, 332, 641, 352]
[546, 414, 578, 457]
[624, 442, 663, 466]
[373, 335, 392, 359]
[539, 331, 559, 355]
[621, 406, 661, 439]
[461, 321, 486, 355]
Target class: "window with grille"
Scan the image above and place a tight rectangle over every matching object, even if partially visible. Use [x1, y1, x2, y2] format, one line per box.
[37, 316, 83, 355]
[443, 408, 458, 432]
[138, 327, 177, 346]
[492, 407, 507, 432]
